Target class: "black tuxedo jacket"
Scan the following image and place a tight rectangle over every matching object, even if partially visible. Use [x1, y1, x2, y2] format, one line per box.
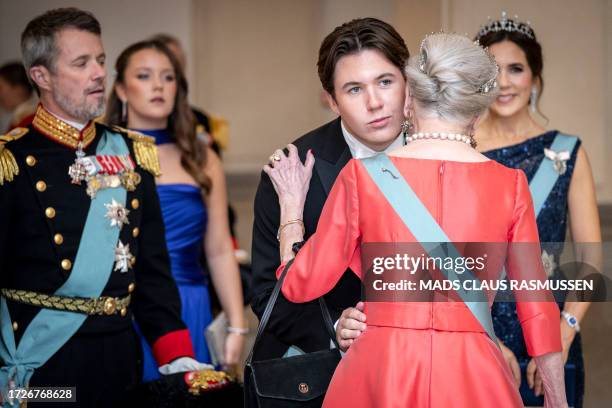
[250, 118, 361, 359]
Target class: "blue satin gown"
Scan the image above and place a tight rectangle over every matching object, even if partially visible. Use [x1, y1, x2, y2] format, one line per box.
[134, 129, 212, 382]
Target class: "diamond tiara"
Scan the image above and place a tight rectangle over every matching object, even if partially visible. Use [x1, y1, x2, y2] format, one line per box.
[475, 11, 535, 41]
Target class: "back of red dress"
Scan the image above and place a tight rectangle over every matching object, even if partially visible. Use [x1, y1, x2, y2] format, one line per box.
[276, 156, 561, 408]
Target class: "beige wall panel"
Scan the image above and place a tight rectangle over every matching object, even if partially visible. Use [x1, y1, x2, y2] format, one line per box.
[391, 0, 443, 58]
[192, 0, 323, 173]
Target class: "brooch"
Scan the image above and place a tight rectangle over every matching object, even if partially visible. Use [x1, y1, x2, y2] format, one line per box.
[543, 147, 570, 175]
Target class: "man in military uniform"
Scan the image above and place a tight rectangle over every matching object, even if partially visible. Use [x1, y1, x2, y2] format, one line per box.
[0, 8, 207, 407]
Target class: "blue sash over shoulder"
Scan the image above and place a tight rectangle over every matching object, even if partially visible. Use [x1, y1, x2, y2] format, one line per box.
[0, 130, 129, 404]
[529, 133, 578, 216]
[497, 132, 578, 280]
[360, 154, 498, 345]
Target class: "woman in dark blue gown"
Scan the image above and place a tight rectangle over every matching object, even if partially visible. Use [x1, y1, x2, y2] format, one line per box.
[475, 13, 602, 408]
[105, 40, 247, 381]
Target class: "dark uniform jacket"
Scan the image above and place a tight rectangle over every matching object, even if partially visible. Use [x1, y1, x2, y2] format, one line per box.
[0, 107, 194, 390]
[250, 118, 361, 359]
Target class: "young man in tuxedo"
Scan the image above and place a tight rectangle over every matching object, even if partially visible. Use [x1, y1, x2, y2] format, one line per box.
[250, 17, 410, 359]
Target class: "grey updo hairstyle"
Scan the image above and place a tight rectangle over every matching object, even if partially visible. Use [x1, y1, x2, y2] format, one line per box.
[406, 33, 499, 125]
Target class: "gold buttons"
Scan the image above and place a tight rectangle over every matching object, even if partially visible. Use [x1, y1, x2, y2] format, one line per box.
[54, 233, 64, 245]
[132, 227, 140, 238]
[128, 283, 136, 293]
[131, 199, 139, 209]
[61, 259, 72, 270]
[45, 207, 56, 218]
[36, 181, 47, 192]
[103, 298, 117, 315]
[120, 307, 127, 317]
[12, 321, 18, 331]
[130, 256, 136, 267]
[26, 155, 36, 166]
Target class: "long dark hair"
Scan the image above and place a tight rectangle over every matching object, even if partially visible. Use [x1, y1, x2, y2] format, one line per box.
[105, 39, 211, 193]
[476, 30, 544, 116]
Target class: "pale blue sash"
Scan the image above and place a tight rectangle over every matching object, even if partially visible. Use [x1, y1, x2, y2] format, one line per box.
[529, 133, 578, 216]
[498, 133, 578, 280]
[360, 154, 498, 345]
[0, 130, 129, 401]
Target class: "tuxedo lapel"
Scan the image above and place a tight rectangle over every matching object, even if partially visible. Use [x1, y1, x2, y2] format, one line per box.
[313, 118, 351, 196]
[315, 148, 351, 196]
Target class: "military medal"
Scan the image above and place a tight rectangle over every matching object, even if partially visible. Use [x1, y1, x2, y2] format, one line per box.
[114, 241, 133, 273]
[74, 154, 140, 198]
[68, 142, 88, 184]
[121, 171, 142, 191]
[105, 198, 130, 228]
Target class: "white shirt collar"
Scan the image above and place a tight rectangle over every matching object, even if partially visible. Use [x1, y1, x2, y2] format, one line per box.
[45, 108, 87, 131]
[340, 120, 404, 159]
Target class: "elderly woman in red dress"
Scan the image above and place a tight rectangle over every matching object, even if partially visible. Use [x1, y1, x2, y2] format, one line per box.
[265, 33, 567, 407]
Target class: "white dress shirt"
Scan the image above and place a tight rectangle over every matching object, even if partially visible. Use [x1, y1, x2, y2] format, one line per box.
[340, 120, 404, 159]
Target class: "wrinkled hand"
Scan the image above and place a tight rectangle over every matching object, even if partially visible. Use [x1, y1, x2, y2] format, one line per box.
[158, 356, 213, 375]
[263, 144, 315, 218]
[336, 302, 366, 352]
[499, 341, 521, 387]
[224, 332, 245, 366]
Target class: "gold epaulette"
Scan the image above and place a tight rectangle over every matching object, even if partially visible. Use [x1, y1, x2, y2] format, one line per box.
[113, 126, 161, 177]
[0, 127, 28, 185]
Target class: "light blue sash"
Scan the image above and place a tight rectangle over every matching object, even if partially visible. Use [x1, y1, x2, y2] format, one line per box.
[360, 154, 498, 345]
[529, 133, 578, 216]
[0, 130, 128, 401]
[498, 133, 578, 280]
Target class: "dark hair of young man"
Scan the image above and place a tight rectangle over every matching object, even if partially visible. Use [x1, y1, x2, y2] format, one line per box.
[317, 17, 410, 98]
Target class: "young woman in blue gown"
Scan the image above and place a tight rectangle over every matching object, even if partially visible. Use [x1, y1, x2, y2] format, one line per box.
[105, 40, 246, 381]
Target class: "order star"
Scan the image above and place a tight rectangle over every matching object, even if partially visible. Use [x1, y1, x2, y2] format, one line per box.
[105, 198, 130, 228]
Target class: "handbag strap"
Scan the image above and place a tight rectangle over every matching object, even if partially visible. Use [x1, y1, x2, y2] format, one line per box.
[319, 297, 341, 350]
[246, 259, 339, 364]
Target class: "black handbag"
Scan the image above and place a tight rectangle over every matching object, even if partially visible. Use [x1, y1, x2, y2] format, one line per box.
[244, 259, 342, 407]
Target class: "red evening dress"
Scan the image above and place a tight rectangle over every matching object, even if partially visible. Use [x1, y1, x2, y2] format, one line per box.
[276, 156, 562, 408]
